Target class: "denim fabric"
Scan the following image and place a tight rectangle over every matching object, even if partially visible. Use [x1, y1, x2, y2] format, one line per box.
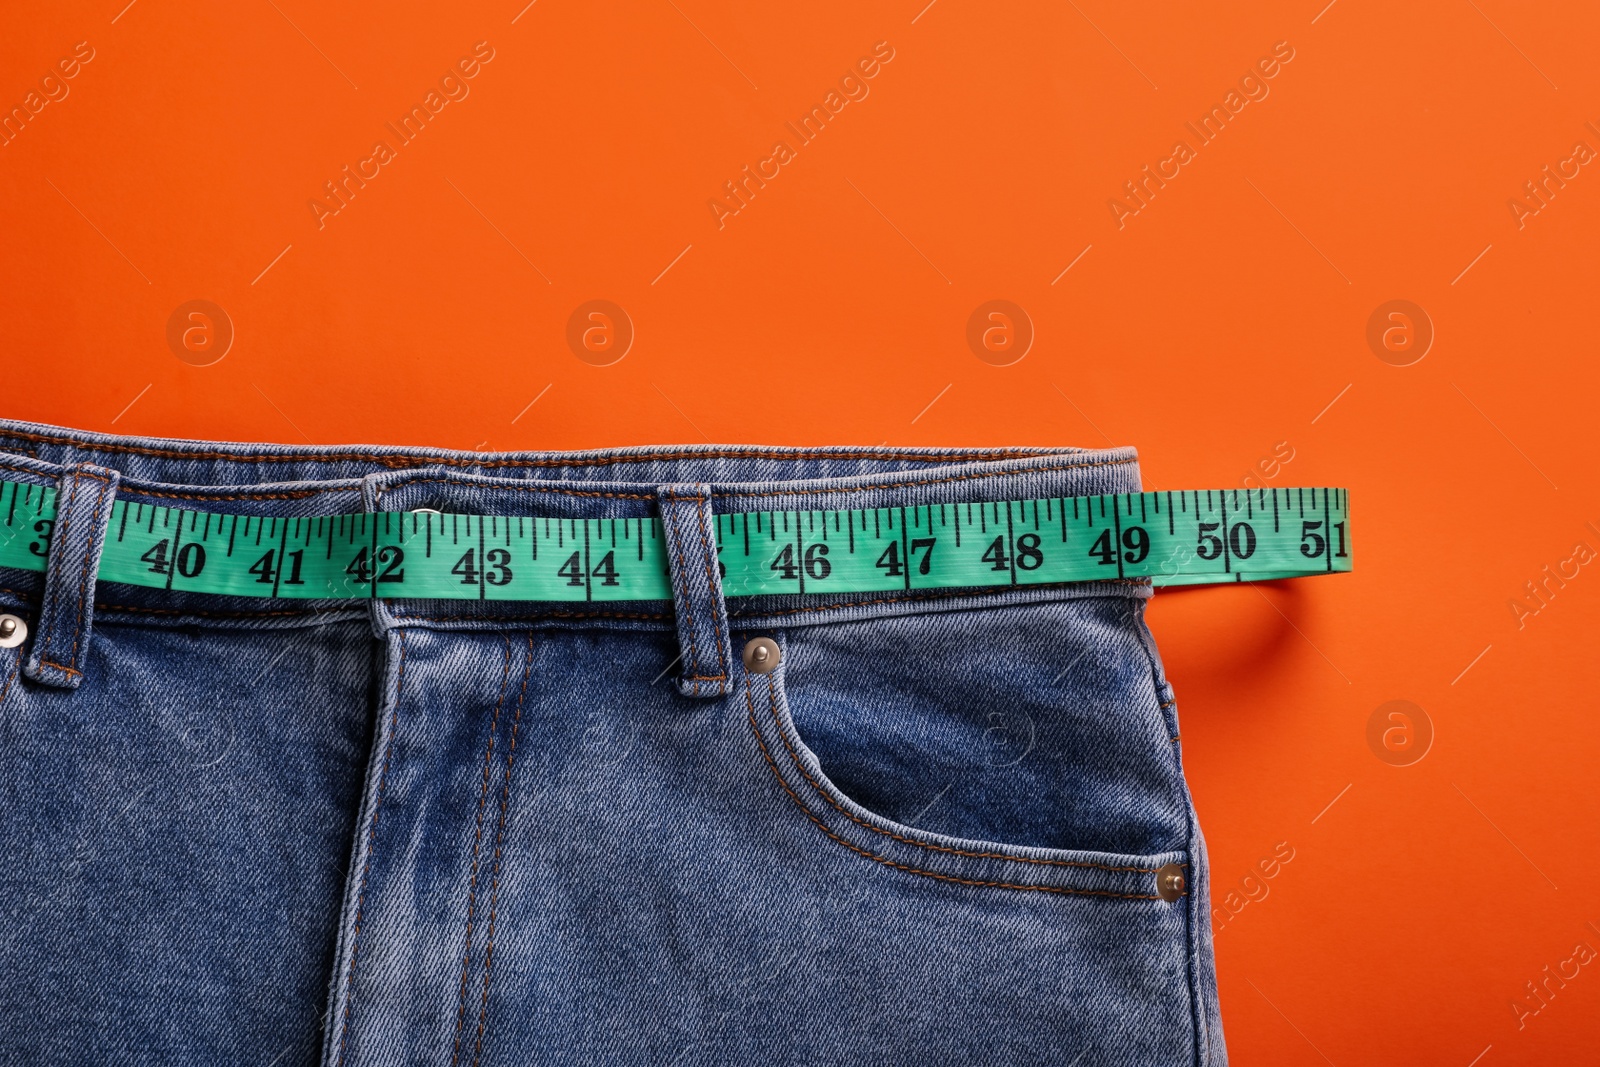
[0, 418, 1225, 1066]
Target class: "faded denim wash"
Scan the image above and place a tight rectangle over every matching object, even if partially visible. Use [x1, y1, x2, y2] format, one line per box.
[0, 418, 1225, 1065]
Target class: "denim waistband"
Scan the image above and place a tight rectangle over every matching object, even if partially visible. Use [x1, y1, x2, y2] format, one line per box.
[0, 419, 1136, 489]
[0, 418, 1147, 648]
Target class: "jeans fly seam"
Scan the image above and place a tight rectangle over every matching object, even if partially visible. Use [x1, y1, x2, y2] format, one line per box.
[450, 638, 514, 1067]
[473, 633, 533, 1066]
[335, 630, 409, 1067]
[760, 676, 1165, 875]
[744, 678, 1161, 901]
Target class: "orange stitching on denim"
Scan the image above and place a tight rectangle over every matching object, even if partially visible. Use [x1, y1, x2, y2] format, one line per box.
[94, 603, 348, 618]
[0, 659, 19, 708]
[0, 429, 1054, 467]
[757, 680, 1162, 874]
[122, 486, 360, 501]
[451, 638, 513, 1067]
[712, 456, 1139, 498]
[335, 630, 408, 1067]
[472, 633, 533, 1066]
[0, 461, 346, 502]
[36, 659, 83, 676]
[0, 461, 49, 482]
[392, 608, 670, 622]
[377, 476, 654, 502]
[747, 696, 1160, 901]
[373, 456, 1136, 507]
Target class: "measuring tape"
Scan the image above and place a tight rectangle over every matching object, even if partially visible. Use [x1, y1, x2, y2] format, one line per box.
[0, 480, 1349, 601]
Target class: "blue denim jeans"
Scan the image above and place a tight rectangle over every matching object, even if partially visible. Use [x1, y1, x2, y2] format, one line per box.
[0, 419, 1224, 1066]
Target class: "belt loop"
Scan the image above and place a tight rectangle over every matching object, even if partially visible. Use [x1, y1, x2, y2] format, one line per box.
[657, 483, 733, 699]
[23, 462, 121, 690]
[361, 470, 399, 640]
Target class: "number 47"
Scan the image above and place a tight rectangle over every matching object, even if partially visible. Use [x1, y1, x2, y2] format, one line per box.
[875, 537, 937, 577]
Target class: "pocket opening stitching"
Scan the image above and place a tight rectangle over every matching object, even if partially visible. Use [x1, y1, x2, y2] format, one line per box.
[751, 675, 1176, 883]
[747, 683, 1161, 900]
[763, 675, 1167, 874]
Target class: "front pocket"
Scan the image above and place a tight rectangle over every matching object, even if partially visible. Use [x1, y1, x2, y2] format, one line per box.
[742, 604, 1184, 895]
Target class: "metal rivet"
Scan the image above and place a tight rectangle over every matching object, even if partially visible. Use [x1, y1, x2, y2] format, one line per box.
[0, 614, 27, 649]
[1156, 863, 1187, 902]
[742, 637, 781, 674]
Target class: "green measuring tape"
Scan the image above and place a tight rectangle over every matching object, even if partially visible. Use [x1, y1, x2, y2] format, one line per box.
[0, 480, 1349, 601]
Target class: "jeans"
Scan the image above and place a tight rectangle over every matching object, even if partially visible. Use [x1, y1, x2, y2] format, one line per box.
[0, 418, 1225, 1066]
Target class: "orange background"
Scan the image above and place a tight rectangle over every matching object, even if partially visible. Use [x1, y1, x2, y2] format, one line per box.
[3, 1, 1597, 1062]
